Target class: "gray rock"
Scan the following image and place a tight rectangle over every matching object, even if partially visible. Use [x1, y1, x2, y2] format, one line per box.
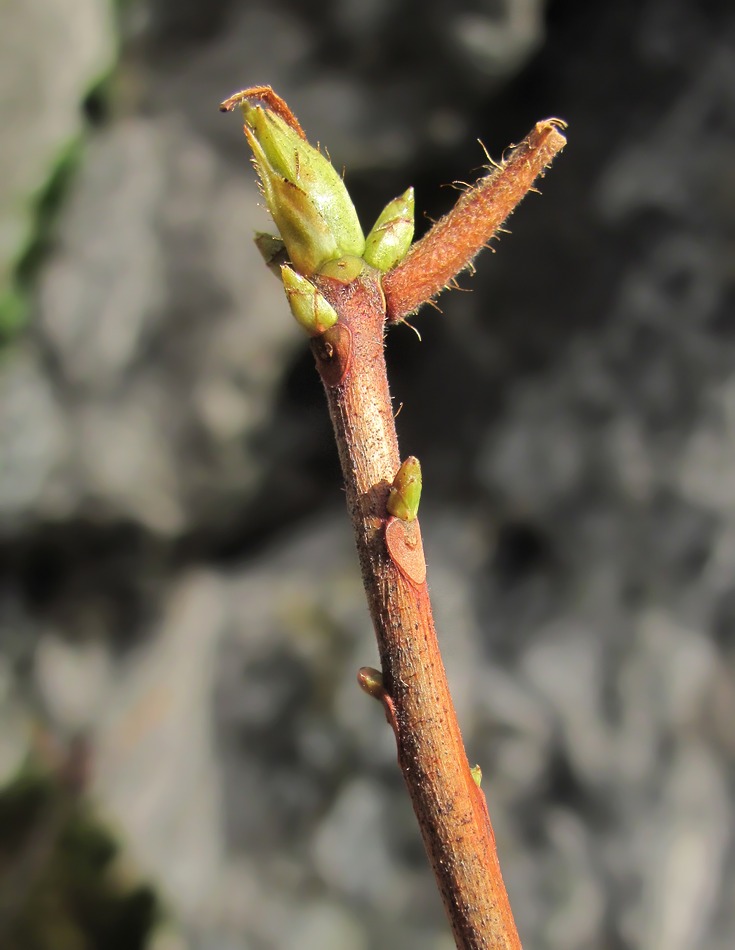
[47, 510, 484, 943]
[0, 0, 115, 304]
[311, 778, 408, 907]
[626, 741, 729, 950]
[37, 120, 167, 394]
[89, 570, 227, 914]
[0, 347, 70, 530]
[3, 114, 301, 535]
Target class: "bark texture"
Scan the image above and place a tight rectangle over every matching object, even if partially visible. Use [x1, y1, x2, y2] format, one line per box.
[312, 267, 521, 949]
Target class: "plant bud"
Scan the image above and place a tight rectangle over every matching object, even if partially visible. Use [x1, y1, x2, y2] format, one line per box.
[281, 265, 338, 335]
[357, 666, 384, 700]
[225, 89, 365, 276]
[364, 188, 415, 272]
[387, 456, 422, 522]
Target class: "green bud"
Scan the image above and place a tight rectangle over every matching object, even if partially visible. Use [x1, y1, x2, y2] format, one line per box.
[318, 255, 365, 284]
[281, 265, 338, 335]
[226, 90, 365, 276]
[471, 764, 483, 788]
[387, 456, 422, 521]
[364, 188, 415, 272]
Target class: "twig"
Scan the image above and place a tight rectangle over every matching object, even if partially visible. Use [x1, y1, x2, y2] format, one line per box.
[311, 271, 521, 948]
[221, 86, 566, 948]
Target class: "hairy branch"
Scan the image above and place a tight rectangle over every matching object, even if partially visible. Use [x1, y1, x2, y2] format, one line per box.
[383, 120, 567, 321]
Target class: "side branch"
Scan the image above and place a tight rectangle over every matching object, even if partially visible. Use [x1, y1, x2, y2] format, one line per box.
[383, 119, 567, 322]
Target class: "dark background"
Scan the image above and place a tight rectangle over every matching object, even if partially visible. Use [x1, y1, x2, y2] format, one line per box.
[1, 0, 734, 947]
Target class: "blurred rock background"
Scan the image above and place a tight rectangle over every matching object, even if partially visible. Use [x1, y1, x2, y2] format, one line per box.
[1, 0, 734, 947]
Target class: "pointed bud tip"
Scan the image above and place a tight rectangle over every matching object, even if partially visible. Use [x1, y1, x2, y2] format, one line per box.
[364, 188, 416, 272]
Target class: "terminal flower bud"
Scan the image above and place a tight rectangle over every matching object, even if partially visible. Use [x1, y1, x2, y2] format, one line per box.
[387, 456, 422, 522]
[221, 87, 365, 277]
[281, 265, 338, 335]
[364, 188, 415, 272]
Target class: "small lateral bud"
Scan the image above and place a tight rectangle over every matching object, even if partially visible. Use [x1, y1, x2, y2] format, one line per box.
[364, 188, 415, 272]
[281, 264, 338, 335]
[357, 666, 385, 700]
[471, 764, 483, 788]
[387, 456, 422, 522]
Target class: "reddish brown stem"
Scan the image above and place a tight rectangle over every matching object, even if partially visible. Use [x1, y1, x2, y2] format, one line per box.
[383, 119, 567, 321]
[312, 268, 521, 949]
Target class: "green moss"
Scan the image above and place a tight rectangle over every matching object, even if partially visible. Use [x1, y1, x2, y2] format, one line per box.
[0, 768, 158, 950]
[14, 137, 84, 290]
[1, 137, 83, 346]
[0, 288, 28, 343]
[2, 25, 120, 348]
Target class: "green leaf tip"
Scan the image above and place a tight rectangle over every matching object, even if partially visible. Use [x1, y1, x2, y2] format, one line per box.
[281, 265, 338, 335]
[221, 86, 364, 277]
[387, 456, 422, 521]
[470, 764, 482, 788]
[364, 188, 415, 272]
